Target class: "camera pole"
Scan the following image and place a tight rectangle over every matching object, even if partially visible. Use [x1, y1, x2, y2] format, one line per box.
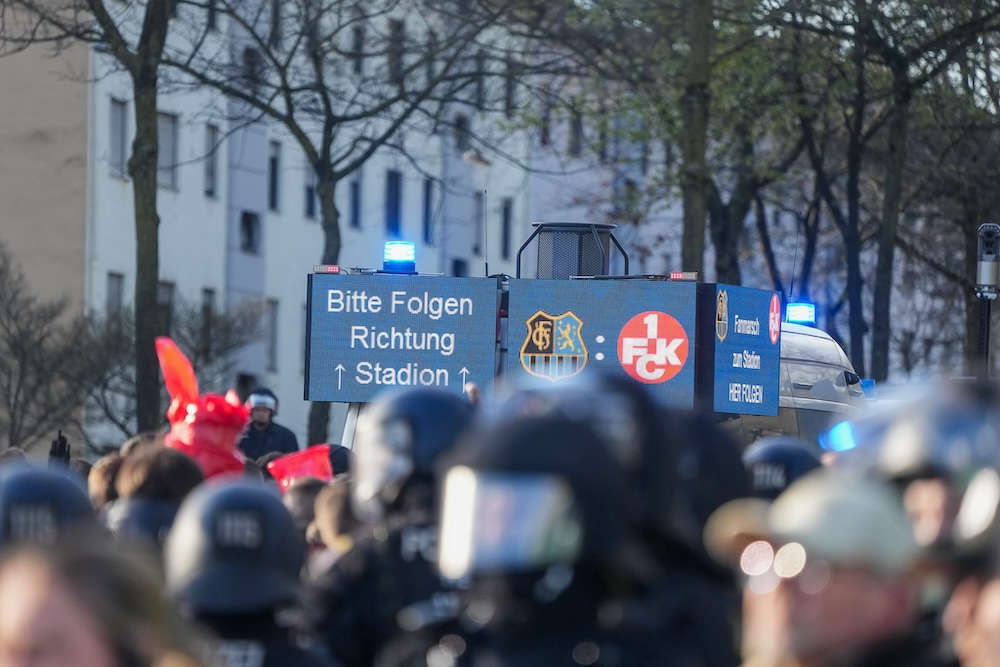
[976, 223, 1000, 378]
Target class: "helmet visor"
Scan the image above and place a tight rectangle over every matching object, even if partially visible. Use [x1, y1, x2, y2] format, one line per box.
[437, 466, 582, 580]
[351, 417, 413, 521]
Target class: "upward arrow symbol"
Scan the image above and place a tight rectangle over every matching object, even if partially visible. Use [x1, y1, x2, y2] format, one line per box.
[335, 363, 346, 390]
[459, 367, 470, 391]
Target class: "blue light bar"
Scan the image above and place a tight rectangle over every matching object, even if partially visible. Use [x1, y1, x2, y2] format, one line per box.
[383, 241, 416, 274]
[820, 420, 857, 452]
[786, 302, 816, 325]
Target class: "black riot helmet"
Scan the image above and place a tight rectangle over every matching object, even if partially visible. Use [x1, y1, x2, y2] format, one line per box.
[743, 436, 822, 500]
[437, 414, 641, 581]
[165, 480, 304, 614]
[0, 463, 95, 547]
[485, 372, 661, 472]
[352, 388, 474, 522]
[104, 497, 179, 550]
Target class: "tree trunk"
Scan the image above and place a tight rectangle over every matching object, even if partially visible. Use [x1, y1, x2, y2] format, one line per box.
[754, 195, 784, 295]
[678, 0, 712, 275]
[130, 83, 162, 432]
[843, 42, 868, 378]
[307, 172, 342, 445]
[796, 198, 820, 301]
[870, 85, 911, 382]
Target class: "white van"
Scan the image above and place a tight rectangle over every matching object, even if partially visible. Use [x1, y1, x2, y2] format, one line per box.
[724, 322, 866, 448]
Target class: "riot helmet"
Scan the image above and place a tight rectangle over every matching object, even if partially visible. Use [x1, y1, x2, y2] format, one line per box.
[105, 498, 179, 549]
[0, 463, 95, 547]
[437, 414, 639, 581]
[165, 480, 304, 614]
[352, 388, 473, 522]
[743, 436, 822, 500]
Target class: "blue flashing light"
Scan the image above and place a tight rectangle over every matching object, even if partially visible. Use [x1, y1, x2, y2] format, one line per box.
[821, 420, 857, 452]
[383, 241, 416, 274]
[786, 302, 816, 325]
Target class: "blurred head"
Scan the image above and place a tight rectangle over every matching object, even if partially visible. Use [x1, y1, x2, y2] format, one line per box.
[283, 477, 327, 536]
[0, 463, 96, 548]
[246, 388, 278, 428]
[256, 452, 284, 483]
[312, 477, 360, 554]
[942, 467, 1000, 667]
[327, 444, 351, 476]
[120, 431, 163, 459]
[743, 437, 821, 501]
[0, 540, 201, 667]
[69, 458, 92, 482]
[353, 388, 473, 522]
[165, 480, 304, 615]
[116, 448, 203, 504]
[707, 471, 920, 664]
[88, 454, 124, 509]
[0, 448, 26, 465]
[437, 414, 639, 585]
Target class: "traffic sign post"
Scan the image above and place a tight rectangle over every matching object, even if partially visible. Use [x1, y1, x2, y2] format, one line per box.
[305, 274, 498, 402]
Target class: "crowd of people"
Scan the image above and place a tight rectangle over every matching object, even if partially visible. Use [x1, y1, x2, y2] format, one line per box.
[4, 339, 1000, 666]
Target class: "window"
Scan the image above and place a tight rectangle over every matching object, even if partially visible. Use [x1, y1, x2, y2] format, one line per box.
[454, 114, 470, 152]
[349, 179, 361, 228]
[474, 50, 486, 110]
[240, 211, 261, 254]
[388, 20, 404, 85]
[422, 177, 434, 245]
[157, 113, 178, 189]
[569, 107, 583, 157]
[425, 31, 437, 86]
[267, 141, 281, 211]
[385, 169, 402, 237]
[504, 59, 518, 118]
[242, 48, 262, 94]
[451, 259, 468, 277]
[351, 23, 365, 75]
[266, 299, 279, 371]
[206, 0, 217, 30]
[204, 124, 219, 197]
[269, 0, 281, 48]
[156, 281, 175, 335]
[110, 98, 127, 177]
[473, 191, 483, 256]
[305, 168, 317, 219]
[106, 272, 124, 316]
[501, 198, 512, 260]
[200, 288, 215, 360]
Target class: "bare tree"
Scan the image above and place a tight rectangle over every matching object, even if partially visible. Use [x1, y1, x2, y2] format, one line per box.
[0, 0, 174, 430]
[161, 0, 527, 442]
[77, 297, 264, 448]
[0, 243, 100, 451]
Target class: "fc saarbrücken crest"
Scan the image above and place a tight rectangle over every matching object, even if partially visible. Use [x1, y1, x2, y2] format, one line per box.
[716, 290, 729, 342]
[519, 310, 588, 381]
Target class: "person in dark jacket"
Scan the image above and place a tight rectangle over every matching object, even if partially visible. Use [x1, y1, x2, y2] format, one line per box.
[166, 480, 334, 667]
[307, 388, 473, 667]
[238, 388, 300, 461]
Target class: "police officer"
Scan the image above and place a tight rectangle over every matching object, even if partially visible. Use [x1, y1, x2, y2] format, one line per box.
[307, 388, 473, 667]
[481, 374, 746, 664]
[165, 480, 333, 666]
[238, 388, 300, 461]
[743, 436, 822, 500]
[0, 463, 96, 547]
[377, 412, 657, 666]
